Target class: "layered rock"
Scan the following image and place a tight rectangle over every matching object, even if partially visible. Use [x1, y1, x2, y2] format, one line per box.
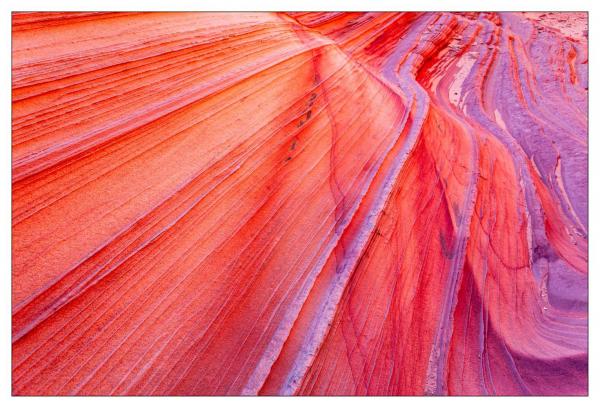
[12, 12, 588, 395]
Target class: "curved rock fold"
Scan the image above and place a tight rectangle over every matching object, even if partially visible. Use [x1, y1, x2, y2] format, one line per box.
[12, 11, 588, 395]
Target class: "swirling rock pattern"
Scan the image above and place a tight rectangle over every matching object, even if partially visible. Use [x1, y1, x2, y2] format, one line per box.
[12, 12, 588, 395]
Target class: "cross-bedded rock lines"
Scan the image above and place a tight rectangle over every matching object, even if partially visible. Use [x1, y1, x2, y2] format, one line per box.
[12, 12, 588, 395]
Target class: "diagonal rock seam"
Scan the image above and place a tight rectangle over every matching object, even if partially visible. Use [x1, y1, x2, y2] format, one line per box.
[12, 11, 587, 395]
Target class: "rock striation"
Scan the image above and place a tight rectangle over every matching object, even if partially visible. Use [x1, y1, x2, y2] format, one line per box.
[12, 12, 588, 395]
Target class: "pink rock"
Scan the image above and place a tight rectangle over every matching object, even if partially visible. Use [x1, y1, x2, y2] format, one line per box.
[12, 12, 587, 395]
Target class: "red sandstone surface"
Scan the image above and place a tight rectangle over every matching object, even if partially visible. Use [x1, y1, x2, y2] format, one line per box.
[12, 12, 588, 395]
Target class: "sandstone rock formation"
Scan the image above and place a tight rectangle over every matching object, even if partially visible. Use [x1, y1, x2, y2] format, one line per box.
[12, 12, 588, 395]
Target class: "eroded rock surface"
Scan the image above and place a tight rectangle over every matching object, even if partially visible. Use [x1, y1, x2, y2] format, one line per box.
[12, 12, 588, 395]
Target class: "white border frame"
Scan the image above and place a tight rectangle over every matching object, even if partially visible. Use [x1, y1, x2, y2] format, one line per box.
[1, 1, 596, 406]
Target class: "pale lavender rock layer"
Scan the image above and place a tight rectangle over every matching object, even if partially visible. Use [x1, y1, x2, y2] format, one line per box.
[12, 12, 587, 395]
